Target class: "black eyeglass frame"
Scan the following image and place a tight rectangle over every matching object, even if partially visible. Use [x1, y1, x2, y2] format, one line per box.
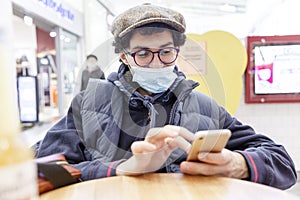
[123, 47, 180, 67]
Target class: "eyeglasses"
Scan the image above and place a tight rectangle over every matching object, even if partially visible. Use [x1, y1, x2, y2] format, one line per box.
[124, 47, 179, 67]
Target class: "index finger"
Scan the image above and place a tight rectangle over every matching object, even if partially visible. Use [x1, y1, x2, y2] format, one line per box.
[145, 127, 178, 143]
[164, 125, 194, 141]
[131, 141, 157, 154]
[165, 136, 192, 153]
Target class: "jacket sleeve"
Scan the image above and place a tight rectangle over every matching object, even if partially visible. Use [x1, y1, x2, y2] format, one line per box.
[35, 93, 124, 181]
[220, 107, 297, 189]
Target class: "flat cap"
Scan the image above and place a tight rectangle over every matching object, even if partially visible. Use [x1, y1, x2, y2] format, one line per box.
[111, 3, 186, 38]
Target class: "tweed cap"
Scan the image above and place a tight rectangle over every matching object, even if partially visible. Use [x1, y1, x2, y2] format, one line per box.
[111, 3, 186, 38]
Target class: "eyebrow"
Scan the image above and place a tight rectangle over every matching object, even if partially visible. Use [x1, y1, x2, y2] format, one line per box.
[131, 42, 174, 50]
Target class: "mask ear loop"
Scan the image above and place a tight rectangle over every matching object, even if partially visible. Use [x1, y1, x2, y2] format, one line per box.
[124, 56, 134, 75]
[122, 52, 136, 75]
[119, 49, 131, 66]
[128, 65, 135, 75]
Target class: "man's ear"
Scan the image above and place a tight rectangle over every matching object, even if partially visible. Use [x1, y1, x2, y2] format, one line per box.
[119, 52, 129, 65]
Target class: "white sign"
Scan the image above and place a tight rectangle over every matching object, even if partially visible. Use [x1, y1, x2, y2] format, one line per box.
[254, 44, 300, 94]
[178, 39, 207, 75]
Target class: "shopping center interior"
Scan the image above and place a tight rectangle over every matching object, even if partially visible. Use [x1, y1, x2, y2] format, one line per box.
[1, 0, 300, 196]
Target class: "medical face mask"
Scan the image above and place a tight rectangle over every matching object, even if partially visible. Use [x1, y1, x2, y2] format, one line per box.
[87, 62, 98, 72]
[130, 65, 177, 94]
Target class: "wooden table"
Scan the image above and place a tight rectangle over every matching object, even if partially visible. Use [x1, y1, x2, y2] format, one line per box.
[40, 173, 299, 200]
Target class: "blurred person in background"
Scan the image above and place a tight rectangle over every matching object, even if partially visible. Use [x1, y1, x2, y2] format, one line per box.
[80, 54, 105, 91]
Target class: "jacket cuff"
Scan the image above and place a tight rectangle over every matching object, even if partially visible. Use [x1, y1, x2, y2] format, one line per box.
[106, 159, 126, 177]
[235, 150, 267, 184]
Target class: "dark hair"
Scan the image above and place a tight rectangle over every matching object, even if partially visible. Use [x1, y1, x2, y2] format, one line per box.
[113, 22, 186, 53]
[86, 54, 98, 60]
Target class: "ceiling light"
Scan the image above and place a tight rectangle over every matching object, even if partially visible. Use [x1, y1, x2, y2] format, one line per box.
[40, 58, 49, 65]
[24, 15, 33, 26]
[49, 31, 57, 37]
[64, 37, 71, 43]
[60, 34, 65, 40]
[106, 13, 115, 26]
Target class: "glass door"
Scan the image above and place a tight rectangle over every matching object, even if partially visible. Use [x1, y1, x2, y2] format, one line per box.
[55, 28, 81, 115]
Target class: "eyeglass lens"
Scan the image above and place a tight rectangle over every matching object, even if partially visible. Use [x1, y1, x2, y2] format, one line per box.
[132, 47, 178, 67]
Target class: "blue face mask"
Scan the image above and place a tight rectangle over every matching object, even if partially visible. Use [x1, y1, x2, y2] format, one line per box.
[131, 65, 177, 94]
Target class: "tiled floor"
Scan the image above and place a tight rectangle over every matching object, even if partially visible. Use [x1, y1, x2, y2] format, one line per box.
[21, 121, 54, 147]
[21, 107, 60, 147]
[22, 118, 300, 198]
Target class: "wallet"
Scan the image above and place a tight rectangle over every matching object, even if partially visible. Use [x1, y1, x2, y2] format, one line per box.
[35, 154, 81, 194]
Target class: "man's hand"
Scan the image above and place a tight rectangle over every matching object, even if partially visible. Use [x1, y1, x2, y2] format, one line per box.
[180, 149, 249, 179]
[116, 125, 193, 176]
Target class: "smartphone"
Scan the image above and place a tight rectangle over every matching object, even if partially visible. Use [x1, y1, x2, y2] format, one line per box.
[186, 129, 231, 161]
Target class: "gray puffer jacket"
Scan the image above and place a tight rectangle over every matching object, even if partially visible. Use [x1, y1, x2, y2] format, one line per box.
[36, 64, 297, 189]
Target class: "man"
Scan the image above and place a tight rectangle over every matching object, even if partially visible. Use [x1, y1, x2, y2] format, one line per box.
[80, 54, 105, 91]
[36, 4, 297, 189]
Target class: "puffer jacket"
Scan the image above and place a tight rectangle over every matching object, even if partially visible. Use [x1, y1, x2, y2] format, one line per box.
[36, 64, 297, 189]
